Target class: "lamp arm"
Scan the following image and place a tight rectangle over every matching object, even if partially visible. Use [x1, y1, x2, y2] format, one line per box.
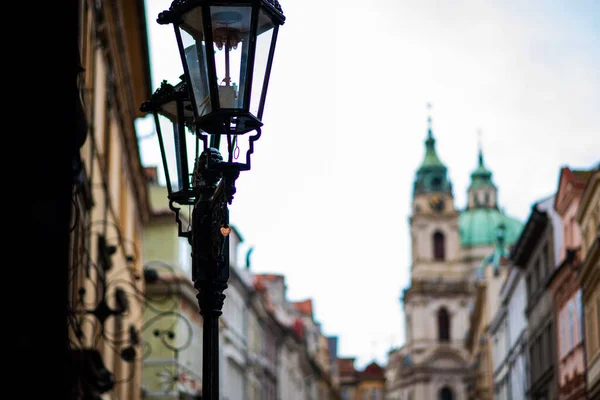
[169, 199, 192, 241]
[242, 127, 262, 171]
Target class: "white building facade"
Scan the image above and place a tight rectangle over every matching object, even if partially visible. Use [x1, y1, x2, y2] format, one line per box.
[489, 263, 529, 400]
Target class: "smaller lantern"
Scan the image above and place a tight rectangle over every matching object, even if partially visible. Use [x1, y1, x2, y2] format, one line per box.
[157, 0, 285, 169]
[140, 78, 206, 206]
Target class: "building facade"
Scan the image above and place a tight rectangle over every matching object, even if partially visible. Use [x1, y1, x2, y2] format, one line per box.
[488, 260, 529, 400]
[548, 167, 590, 400]
[142, 176, 342, 399]
[511, 195, 563, 400]
[253, 273, 342, 400]
[357, 362, 386, 400]
[576, 167, 600, 400]
[385, 117, 522, 400]
[339, 358, 385, 400]
[71, 0, 152, 398]
[465, 233, 511, 400]
[221, 250, 252, 400]
[339, 357, 360, 400]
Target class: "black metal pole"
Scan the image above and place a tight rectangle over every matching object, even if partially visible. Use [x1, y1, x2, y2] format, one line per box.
[197, 281, 226, 399]
[191, 148, 237, 400]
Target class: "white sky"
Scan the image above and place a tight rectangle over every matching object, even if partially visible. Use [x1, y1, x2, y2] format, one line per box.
[138, 0, 600, 369]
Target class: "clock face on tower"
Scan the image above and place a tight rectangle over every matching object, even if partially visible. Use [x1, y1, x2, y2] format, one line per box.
[429, 194, 445, 213]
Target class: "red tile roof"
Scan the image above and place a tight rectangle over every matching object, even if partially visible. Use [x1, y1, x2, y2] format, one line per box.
[293, 299, 313, 317]
[254, 275, 267, 292]
[256, 273, 284, 282]
[337, 357, 357, 376]
[359, 361, 385, 381]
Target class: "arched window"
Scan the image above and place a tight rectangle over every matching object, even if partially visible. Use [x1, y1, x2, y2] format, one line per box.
[438, 307, 450, 342]
[433, 231, 445, 261]
[439, 386, 453, 400]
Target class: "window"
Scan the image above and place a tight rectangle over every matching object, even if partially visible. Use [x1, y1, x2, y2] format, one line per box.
[433, 231, 445, 261]
[576, 291, 583, 342]
[529, 346, 536, 380]
[484, 192, 490, 206]
[439, 386, 453, 400]
[432, 177, 442, 188]
[561, 309, 567, 357]
[342, 389, 350, 400]
[536, 258, 543, 288]
[371, 388, 379, 400]
[438, 307, 450, 342]
[585, 306, 596, 357]
[542, 244, 549, 274]
[568, 301, 575, 349]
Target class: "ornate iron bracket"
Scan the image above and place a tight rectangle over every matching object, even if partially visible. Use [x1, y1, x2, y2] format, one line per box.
[168, 199, 192, 241]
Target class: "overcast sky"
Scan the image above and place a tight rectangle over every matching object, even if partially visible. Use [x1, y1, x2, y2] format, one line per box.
[137, 0, 600, 368]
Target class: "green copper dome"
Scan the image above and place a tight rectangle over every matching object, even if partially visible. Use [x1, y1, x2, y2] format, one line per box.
[413, 117, 452, 196]
[459, 208, 523, 247]
[475, 224, 511, 278]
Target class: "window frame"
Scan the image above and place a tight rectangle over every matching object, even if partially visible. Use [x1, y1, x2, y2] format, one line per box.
[433, 231, 445, 261]
[437, 307, 451, 342]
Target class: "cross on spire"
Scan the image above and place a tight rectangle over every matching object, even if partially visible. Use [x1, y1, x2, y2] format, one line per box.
[427, 103, 433, 138]
[477, 128, 484, 166]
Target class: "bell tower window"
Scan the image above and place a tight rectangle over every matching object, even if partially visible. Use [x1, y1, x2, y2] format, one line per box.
[439, 386, 453, 400]
[438, 307, 450, 341]
[433, 231, 445, 261]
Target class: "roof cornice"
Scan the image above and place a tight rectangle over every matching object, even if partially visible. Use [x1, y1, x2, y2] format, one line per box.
[510, 204, 548, 265]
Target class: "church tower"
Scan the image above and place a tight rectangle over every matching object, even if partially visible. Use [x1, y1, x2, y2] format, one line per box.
[409, 112, 468, 280]
[391, 109, 472, 400]
[466, 136, 498, 210]
[384, 117, 525, 400]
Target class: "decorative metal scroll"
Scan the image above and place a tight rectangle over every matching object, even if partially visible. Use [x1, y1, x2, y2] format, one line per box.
[67, 211, 200, 397]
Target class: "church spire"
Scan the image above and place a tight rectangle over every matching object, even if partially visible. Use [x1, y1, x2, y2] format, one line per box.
[469, 129, 494, 189]
[477, 128, 484, 167]
[413, 104, 452, 196]
[421, 104, 444, 168]
[467, 129, 497, 209]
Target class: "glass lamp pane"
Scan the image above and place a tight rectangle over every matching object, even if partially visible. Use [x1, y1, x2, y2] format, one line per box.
[159, 99, 178, 122]
[249, 8, 276, 118]
[173, 118, 189, 191]
[158, 95, 192, 124]
[179, 9, 212, 118]
[210, 6, 252, 109]
[158, 116, 181, 193]
[174, 80, 196, 123]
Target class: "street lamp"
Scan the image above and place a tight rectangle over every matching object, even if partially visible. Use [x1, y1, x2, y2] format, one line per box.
[140, 1, 285, 398]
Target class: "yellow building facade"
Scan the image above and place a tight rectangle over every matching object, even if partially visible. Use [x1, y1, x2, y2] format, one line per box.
[71, 0, 152, 398]
[576, 168, 600, 400]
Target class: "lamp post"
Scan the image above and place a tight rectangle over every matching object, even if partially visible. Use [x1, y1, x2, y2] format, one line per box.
[140, 1, 285, 398]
